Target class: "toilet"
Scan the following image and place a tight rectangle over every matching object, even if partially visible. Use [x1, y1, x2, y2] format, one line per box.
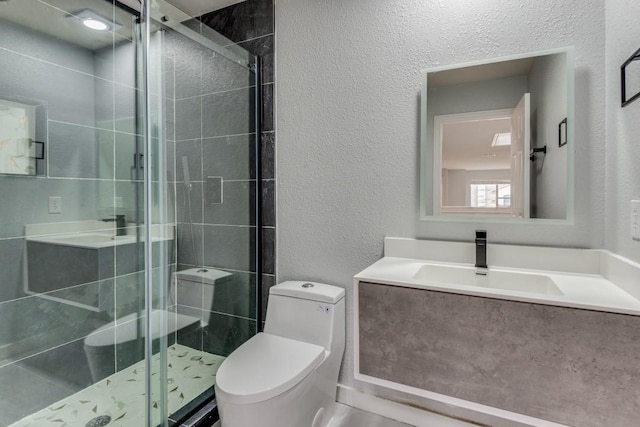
[215, 281, 345, 427]
[84, 267, 232, 380]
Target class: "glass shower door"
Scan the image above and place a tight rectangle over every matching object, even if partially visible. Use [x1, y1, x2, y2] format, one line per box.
[146, 5, 260, 423]
[0, 0, 259, 425]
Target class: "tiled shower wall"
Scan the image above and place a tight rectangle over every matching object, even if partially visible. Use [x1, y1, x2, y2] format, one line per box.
[168, 0, 276, 355]
[201, 0, 276, 318]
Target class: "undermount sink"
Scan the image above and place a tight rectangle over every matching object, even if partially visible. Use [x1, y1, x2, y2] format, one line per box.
[413, 264, 564, 296]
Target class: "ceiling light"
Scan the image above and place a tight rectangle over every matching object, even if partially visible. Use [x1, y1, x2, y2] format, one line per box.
[83, 18, 109, 31]
[69, 9, 121, 32]
[491, 132, 511, 147]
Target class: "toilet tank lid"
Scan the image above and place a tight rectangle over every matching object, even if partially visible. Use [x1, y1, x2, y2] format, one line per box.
[174, 267, 232, 285]
[270, 281, 345, 304]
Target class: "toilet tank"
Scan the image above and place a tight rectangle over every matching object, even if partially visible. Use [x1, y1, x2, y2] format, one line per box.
[264, 281, 345, 350]
[171, 268, 233, 326]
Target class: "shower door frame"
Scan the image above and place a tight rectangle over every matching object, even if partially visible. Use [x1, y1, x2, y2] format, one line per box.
[134, 0, 263, 424]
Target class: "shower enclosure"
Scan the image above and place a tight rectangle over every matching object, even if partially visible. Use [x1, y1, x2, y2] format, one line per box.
[0, 0, 260, 425]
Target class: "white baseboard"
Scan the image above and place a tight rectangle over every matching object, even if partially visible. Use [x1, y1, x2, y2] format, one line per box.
[336, 384, 477, 427]
[211, 421, 221, 427]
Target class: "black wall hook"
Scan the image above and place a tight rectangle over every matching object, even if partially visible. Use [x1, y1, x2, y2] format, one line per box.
[529, 146, 547, 162]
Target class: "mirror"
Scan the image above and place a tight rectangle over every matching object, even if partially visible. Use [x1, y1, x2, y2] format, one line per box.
[420, 48, 574, 222]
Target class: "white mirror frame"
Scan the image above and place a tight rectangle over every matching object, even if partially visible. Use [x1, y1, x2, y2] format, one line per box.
[420, 47, 576, 224]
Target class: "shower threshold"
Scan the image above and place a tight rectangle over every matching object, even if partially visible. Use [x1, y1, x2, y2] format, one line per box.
[9, 345, 225, 427]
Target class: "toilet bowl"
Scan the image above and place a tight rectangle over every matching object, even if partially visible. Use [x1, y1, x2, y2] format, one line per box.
[215, 281, 345, 427]
[84, 267, 232, 381]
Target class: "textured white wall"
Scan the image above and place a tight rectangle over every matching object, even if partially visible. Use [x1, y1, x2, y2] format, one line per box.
[275, 0, 606, 393]
[605, 0, 640, 263]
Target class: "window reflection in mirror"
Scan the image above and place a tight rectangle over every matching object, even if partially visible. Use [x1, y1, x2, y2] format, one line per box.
[421, 48, 574, 222]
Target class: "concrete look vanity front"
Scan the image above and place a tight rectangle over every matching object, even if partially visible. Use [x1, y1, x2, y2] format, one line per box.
[354, 238, 640, 427]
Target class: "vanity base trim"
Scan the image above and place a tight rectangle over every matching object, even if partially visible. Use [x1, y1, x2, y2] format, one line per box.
[337, 384, 498, 427]
[346, 378, 565, 427]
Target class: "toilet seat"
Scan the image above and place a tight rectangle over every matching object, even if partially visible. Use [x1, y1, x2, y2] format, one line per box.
[215, 333, 325, 405]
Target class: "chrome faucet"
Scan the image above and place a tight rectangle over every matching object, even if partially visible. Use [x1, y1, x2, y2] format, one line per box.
[475, 230, 488, 272]
[101, 214, 127, 236]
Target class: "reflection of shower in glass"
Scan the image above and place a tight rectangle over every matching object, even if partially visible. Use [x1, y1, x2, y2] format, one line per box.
[181, 156, 200, 267]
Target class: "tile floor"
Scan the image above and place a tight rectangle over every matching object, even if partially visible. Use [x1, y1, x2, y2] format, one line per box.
[8, 345, 225, 427]
[329, 404, 414, 427]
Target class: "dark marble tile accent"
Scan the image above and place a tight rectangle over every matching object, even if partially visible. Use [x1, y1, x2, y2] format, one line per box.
[359, 282, 640, 427]
[202, 134, 256, 180]
[175, 139, 203, 182]
[202, 87, 255, 138]
[0, 238, 26, 303]
[238, 35, 274, 84]
[261, 132, 275, 180]
[262, 180, 275, 227]
[202, 225, 255, 272]
[263, 53, 274, 85]
[175, 97, 202, 141]
[204, 180, 255, 226]
[260, 274, 275, 322]
[262, 227, 274, 275]
[199, 0, 274, 43]
[261, 83, 274, 132]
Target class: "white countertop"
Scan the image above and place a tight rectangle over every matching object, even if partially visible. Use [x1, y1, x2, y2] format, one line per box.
[355, 238, 640, 316]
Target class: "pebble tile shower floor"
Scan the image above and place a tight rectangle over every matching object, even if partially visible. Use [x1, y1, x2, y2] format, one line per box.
[8, 345, 225, 427]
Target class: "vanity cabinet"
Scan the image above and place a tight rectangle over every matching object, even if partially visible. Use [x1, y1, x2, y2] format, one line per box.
[26, 239, 172, 313]
[357, 281, 640, 427]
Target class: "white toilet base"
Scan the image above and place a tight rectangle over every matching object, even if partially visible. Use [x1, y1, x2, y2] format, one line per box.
[216, 367, 336, 427]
